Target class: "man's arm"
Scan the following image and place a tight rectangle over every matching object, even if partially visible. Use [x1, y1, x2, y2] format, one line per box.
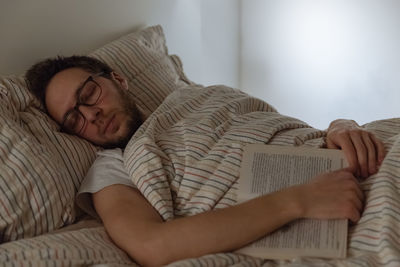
[94, 169, 362, 266]
[326, 119, 386, 178]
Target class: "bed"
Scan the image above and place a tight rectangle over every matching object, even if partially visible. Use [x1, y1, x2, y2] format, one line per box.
[1, 25, 400, 266]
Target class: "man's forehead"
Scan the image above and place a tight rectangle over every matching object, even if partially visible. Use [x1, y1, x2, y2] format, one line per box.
[46, 68, 91, 98]
[49, 68, 90, 87]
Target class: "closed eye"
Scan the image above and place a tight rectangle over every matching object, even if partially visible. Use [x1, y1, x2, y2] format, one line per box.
[80, 82, 97, 103]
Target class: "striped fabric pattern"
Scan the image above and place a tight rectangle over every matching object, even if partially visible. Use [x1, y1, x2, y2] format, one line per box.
[89, 25, 192, 119]
[123, 85, 400, 266]
[124, 85, 326, 221]
[0, 222, 265, 266]
[0, 225, 136, 266]
[0, 84, 399, 266]
[0, 76, 98, 243]
[0, 25, 189, 243]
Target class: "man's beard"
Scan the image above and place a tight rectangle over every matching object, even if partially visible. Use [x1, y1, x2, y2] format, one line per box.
[102, 85, 143, 149]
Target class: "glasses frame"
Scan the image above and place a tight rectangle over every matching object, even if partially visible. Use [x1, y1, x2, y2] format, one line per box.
[60, 73, 104, 135]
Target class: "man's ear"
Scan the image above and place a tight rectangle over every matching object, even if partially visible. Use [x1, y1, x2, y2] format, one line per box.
[110, 71, 128, 90]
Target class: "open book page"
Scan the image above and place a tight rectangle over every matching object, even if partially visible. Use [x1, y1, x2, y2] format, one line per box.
[236, 144, 348, 259]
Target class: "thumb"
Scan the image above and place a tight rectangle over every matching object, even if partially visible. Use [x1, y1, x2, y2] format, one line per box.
[326, 138, 340, 149]
[341, 166, 355, 173]
[340, 166, 359, 178]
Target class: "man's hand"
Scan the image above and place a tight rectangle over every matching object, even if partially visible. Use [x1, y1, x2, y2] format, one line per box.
[326, 119, 386, 178]
[295, 169, 364, 223]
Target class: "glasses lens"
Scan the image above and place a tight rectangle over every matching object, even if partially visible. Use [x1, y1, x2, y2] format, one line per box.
[64, 111, 85, 134]
[79, 80, 101, 105]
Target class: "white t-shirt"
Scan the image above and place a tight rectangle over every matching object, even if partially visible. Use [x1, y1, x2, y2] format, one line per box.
[76, 148, 136, 219]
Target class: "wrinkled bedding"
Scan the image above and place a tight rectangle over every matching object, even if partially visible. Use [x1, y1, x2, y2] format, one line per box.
[1, 84, 400, 266]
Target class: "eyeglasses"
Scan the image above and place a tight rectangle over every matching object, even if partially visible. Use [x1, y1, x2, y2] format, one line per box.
[61, 74, 103, 135]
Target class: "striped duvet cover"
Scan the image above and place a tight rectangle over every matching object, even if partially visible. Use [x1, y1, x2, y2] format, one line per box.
[1, 84, 400, 266]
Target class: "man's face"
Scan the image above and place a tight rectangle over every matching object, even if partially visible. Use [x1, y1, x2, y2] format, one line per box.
[45, 68, 141, 148]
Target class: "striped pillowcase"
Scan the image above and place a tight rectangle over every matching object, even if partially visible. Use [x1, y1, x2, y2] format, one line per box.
[89, 25, 193, 118]
[0, 25, 187, 242]
[0, 76, 98, 242]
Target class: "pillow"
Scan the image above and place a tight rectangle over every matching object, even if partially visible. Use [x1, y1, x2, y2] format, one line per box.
[0, 25, 190, 242]
[90, 25, 193, 118]
[0, 76, 98, 243]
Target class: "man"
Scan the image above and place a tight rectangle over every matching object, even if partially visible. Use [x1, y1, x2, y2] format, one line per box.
[26, 56, 385, 266]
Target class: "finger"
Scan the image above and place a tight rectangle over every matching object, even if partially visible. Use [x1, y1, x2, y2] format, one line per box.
[355, 195, 364, 211]
[334, 133, 359, 175]
[341, 167, 355, 174]
[326, 138, 340, 149]
[349, 131, 368, 178]
[348, 205, 361, 223]
[346, 195, 363, 216]
[361, 131, 377, 175]
[370, 134, 386, 165]
[342, 174, 364, 203]
[352, 180, 364, 204]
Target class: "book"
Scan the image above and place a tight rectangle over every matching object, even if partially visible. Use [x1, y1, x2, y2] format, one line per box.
[236, 144, 348, 260]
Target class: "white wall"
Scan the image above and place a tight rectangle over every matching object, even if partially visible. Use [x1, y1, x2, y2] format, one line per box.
[5, 0, 397, 129]
[241, 0, 400, 129]
[0, 0, 240, 87]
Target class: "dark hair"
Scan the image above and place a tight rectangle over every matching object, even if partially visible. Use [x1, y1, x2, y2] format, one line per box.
[25, 55, 113, 109]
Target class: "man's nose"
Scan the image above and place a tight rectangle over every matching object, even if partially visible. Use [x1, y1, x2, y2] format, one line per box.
[78, 105, 101, 124]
